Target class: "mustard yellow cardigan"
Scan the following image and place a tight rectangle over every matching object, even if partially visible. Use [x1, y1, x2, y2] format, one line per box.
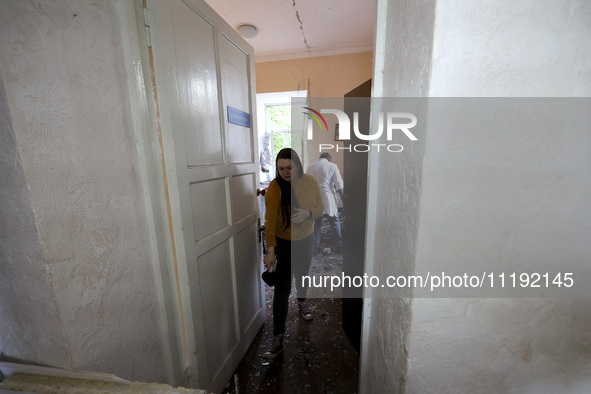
[264, 174, 324, 248]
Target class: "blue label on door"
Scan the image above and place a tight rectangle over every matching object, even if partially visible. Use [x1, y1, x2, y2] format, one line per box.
[227, 106, 251, 128]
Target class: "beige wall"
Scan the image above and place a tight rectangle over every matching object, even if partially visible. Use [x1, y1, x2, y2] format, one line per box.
[255, 51, 373, 96]
[256, 52, 373, 172]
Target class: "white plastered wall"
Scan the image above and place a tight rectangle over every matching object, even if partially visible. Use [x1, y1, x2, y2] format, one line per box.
[0, 0, 173, 383]
[407, 1, 591, 393]
[359, 0, 436, 393]
[0, 63, 71, 370]
[364, 0, 591, 393]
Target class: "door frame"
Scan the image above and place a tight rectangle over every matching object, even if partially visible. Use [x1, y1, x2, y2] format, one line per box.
[117, 0, 183, 385]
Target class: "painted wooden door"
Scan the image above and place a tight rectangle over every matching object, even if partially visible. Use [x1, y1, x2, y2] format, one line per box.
[142, 0, 264, 391]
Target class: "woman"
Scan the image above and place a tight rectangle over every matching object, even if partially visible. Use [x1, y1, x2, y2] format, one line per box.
[263, 148, 324, 359]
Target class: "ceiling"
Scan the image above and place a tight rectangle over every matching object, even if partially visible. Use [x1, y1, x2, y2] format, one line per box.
[202, 0, 376, 63]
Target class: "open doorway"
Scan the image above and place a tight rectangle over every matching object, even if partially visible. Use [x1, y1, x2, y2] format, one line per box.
[225, 89, 363, 393]
[256, 90, 307, 221]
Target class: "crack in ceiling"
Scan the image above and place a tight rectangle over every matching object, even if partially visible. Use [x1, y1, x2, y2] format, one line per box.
[292, 0, 312, 52]
[203, 0, 375, 62]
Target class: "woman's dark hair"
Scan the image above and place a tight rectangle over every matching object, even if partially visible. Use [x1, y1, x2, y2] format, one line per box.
[275, 148, 303, 230]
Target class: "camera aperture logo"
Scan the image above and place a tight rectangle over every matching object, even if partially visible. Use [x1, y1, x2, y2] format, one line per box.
[304, 107, 418, 153]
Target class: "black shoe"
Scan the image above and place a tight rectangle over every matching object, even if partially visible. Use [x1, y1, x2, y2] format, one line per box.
[262, 334, 284, 359]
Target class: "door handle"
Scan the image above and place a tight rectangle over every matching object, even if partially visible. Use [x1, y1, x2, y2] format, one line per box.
[257, 188, 267, 196]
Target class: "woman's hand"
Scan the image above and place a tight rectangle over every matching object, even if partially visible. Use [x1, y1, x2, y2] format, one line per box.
[264, 247, 276, 272]
[291, 208, 311, 224]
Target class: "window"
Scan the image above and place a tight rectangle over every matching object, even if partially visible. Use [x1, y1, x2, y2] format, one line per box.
[266, 104, 292, 160]
[256, 90, 307, 187]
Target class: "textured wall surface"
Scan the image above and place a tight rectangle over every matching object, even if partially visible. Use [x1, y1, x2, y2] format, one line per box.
[0, 67, 71, 369]
[0, 0, 169, 383]
[407, 1, 591, 393]
[428, 0, 591, 97]
[360, 0, 435, 393]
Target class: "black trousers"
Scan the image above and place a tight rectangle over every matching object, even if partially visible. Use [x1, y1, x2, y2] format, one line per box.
[272, 234, 314, 336]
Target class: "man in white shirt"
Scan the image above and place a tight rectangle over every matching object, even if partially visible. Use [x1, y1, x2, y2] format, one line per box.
[306, 152, 344, 254]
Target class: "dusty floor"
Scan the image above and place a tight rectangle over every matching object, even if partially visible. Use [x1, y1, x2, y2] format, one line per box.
[223, 225, 360, 394]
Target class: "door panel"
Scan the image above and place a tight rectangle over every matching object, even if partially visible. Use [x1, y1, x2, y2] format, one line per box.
[234, 224, 262, 335]
[190, 179, 229, 241]
[170, 0, 224, 167]
[230, 173, 256, 223]
[194, 240, 237, 381]
[143, 0, 265, 391]
[220, 36, 253, 164]
[343, 79, 372, 356]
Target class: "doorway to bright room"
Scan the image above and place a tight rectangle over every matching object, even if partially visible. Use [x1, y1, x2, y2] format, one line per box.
[256, 90, 307, 221]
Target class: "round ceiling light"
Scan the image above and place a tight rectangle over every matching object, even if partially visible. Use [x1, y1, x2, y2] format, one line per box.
[237, 24, 258, 38]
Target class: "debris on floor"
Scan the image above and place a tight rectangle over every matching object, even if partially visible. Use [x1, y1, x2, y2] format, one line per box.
[224, 239, 359, 394]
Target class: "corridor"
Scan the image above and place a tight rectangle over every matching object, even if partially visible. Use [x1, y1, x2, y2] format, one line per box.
[2, 1, 590, 393]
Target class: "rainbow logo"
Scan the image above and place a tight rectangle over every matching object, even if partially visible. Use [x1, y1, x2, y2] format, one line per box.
[303, 107, 328, 131]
